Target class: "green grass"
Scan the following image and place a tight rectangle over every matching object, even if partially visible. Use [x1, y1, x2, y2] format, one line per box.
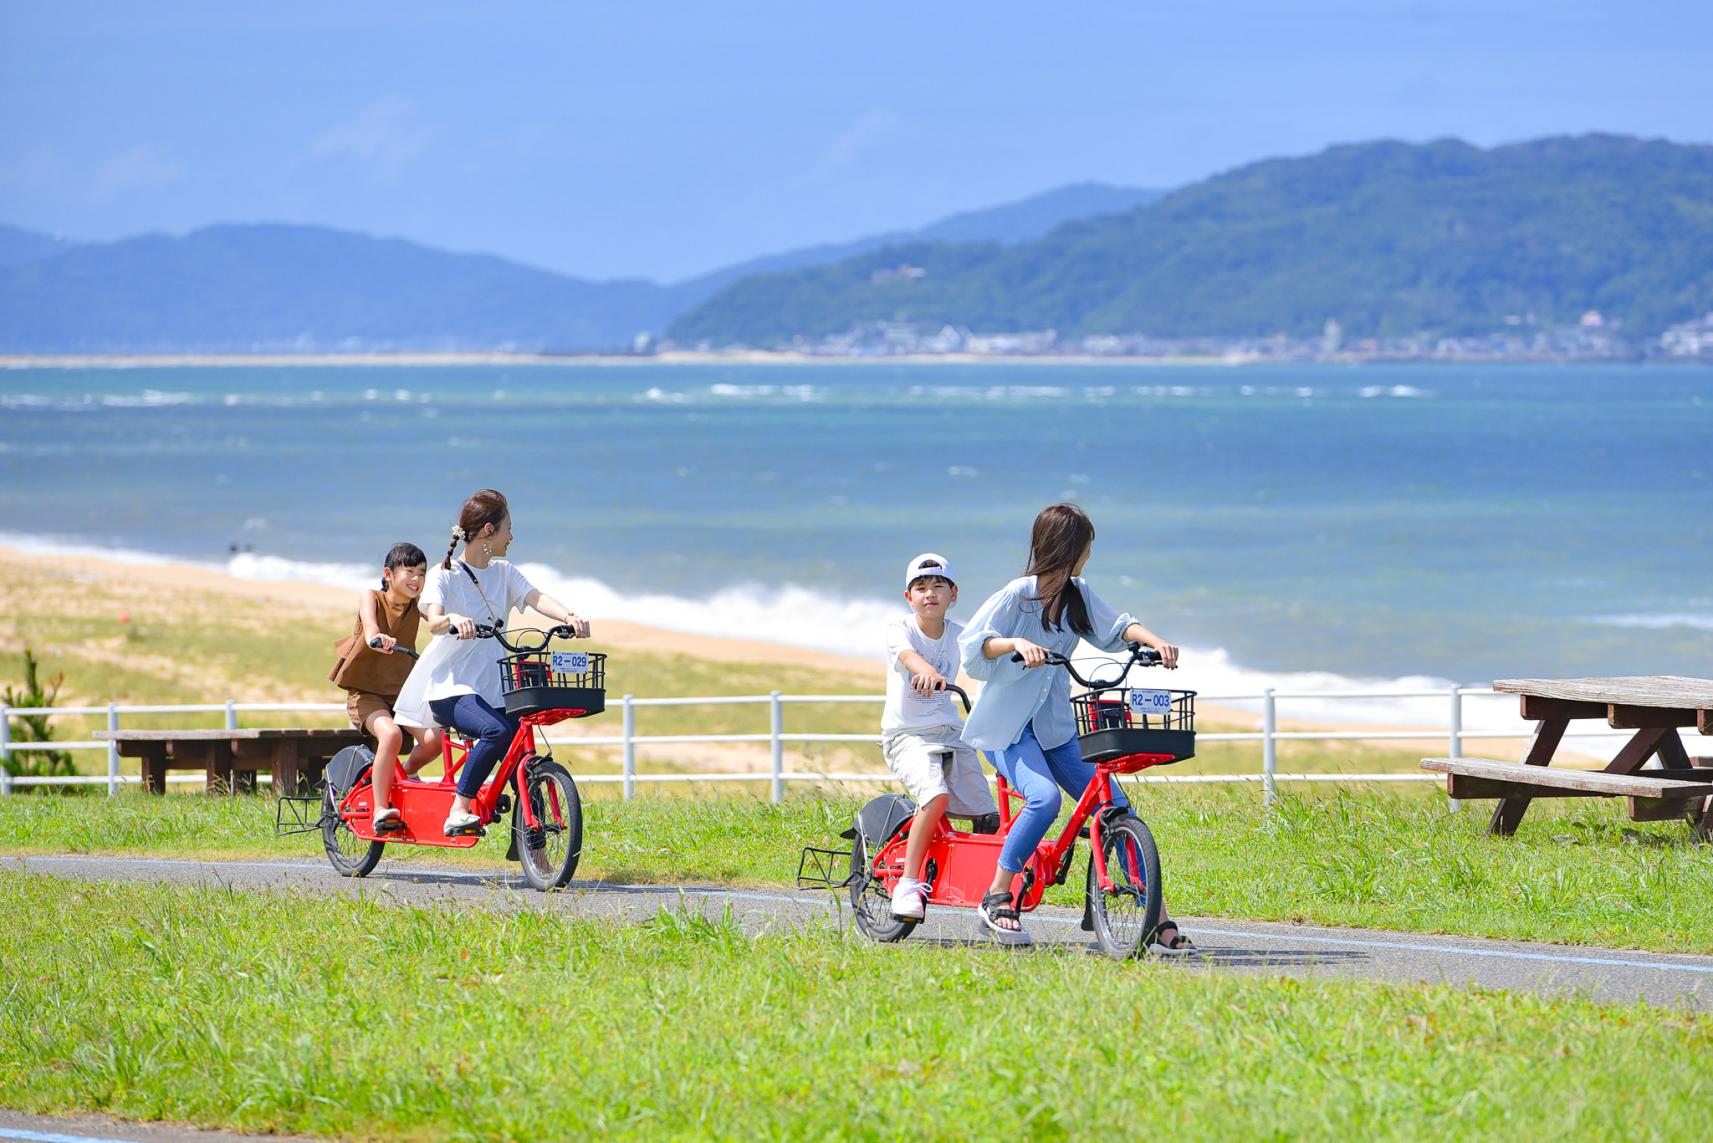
[3, 876, 1710, 1141]
[7, 784, 1713, 954]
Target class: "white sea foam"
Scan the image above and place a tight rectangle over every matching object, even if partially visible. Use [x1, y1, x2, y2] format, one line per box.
[1359, 384, 1435, 399]
[1589, 612, 1713, 633]
[0, 532, 1640, 757]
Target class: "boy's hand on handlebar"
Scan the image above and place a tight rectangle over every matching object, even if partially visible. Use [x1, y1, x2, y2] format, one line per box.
[909, 668, 947, 696]
[1012, 638, 1049, 668]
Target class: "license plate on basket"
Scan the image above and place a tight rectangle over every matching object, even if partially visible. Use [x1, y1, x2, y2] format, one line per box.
[551, 651, 590, 674]
[1127, 689, 1172, 716]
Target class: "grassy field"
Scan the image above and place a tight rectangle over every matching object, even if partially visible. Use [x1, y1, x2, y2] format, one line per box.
[7, 783, 1713, 954]
[3, 875, 1710, 1142]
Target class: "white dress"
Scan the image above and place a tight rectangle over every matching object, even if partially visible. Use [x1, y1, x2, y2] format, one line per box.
[393, 559, 535, 729]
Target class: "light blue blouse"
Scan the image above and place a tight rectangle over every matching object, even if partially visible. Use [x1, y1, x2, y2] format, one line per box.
[957, 575, 1138, 752]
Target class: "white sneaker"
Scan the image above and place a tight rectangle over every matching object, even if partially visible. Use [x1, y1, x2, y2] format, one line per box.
[890, 877, 929, 919]
[442, 809, 481, 836]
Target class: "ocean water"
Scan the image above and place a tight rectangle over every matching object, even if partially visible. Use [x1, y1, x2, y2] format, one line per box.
[1, 361, 1709, 716]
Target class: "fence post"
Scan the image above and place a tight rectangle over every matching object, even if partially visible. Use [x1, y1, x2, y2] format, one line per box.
[225, 699, 238, 732]
[1262, 688, 1277, 808]
[770, 691, 784, 804]
[0, 705, 11, 795]
[1447, 684, 1463, 810]
[622, 694, 636, 802]
[107, 702, 121, 796]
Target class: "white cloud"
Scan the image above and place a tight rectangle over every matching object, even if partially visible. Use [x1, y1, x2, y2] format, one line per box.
[307, 96, 432, 174]
[90, 145, 184, 201]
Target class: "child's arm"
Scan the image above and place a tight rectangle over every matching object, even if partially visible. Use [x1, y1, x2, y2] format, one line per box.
[358, 592, 396, 653]
[896, 648, 948, 696]
[522, 589, 591, 639]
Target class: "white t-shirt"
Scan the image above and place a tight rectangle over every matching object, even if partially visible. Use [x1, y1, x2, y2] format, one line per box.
[881, 614, 967, 737]
[393, 559, 537, 728]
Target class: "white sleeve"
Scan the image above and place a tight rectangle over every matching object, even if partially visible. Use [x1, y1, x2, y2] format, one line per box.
[505, 561, 537, 615]
[883, 618, 912, 671]
[421, 565, 451, 612]
[1081, 581, 1139, 652]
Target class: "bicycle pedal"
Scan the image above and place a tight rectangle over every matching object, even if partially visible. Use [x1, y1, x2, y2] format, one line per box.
[373, 818, 406, 835]
[444, 824, 486, 838]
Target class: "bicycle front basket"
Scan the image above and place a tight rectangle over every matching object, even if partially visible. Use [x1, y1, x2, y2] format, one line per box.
[498, 649, 607, 717]
[1071, 687, 1196, 765]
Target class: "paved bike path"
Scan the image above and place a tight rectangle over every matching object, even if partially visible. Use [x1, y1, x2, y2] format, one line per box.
[9, 853, 1713, 1011]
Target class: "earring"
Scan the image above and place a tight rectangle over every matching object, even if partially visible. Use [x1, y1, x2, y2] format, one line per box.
[482, 542, 492, 555]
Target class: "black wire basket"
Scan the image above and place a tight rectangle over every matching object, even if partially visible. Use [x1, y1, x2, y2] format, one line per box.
[1071, 686, 1196, 765]
[497, 649, 607, 717]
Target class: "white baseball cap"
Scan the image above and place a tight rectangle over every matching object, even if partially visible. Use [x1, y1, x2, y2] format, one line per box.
[904, 552, 957, 589]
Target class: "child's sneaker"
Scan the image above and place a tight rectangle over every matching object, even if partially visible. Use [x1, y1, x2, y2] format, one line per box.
[443, 809, 482, 836]
[890, 877, 929, 919]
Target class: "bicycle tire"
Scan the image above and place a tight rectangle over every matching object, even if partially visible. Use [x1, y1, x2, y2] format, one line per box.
[514, 757, 583, 890]
[1085, 814, 1162, 959]
[848, 832, 917, 943]
[322, 783, 384, 878]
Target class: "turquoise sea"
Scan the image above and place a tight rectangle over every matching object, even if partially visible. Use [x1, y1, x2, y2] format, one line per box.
[1, 362, 1709, 695]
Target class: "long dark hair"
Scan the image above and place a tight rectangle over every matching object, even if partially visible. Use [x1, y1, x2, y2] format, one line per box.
[442, 488, 509, 570]
[1026, 503, 1095, 635]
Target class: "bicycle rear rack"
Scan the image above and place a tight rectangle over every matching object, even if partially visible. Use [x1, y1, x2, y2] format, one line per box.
[796, 845, 856, 891]
[275, 791, 324, 837]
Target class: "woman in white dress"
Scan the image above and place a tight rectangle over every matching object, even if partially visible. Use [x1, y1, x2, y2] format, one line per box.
[394, 488, 588, 835]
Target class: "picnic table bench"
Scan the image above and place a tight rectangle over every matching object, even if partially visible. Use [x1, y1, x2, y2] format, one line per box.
[93, 728, 368, 795]
[1421, 676, 1713, 840]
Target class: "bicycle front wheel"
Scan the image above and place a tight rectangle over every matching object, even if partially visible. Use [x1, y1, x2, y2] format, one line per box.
[1085, 814, 1162, 959]
[514, 758, 583, 890]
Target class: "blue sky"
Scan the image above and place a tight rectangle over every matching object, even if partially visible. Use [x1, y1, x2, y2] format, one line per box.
[2, 2, 1708, 282]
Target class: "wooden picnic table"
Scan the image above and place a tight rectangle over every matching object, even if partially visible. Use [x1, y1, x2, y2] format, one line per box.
[1421, 676, 1713, 840]
[93, 728, 368, 795]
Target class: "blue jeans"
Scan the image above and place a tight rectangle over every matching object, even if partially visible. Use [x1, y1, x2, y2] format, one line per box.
[430, 694, 519, 799]
[989, 720, 1129, 874]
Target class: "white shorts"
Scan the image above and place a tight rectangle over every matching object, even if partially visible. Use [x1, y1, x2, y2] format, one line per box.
[881, 725, 997, 818]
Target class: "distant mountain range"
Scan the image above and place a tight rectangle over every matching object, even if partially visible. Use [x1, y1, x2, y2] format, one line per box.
[670, 135, 1713, 345]
[0, 183, 1161, 354]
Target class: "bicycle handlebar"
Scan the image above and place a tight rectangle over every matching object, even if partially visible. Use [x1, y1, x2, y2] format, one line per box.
[1008, 642, 1162, 689]
[458, 623, 583, 654]
[368, 635, 419, 660]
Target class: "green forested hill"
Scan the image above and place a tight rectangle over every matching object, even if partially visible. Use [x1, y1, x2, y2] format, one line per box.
[668, 135, 1713, 344]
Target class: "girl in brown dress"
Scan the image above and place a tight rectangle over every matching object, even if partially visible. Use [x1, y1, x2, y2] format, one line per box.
[329, 542, 443, 830]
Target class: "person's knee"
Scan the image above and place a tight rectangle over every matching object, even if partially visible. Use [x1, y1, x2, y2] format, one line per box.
[477, 717, 514, 744]
[918, 793, 948, 819]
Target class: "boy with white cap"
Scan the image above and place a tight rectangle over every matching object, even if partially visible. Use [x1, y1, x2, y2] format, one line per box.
[881, 553, 1000, 920]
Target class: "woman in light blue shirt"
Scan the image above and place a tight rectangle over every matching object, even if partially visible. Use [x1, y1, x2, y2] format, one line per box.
[959, 503, 1193, 951]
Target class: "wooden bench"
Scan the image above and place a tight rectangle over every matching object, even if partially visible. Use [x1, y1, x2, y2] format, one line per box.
[1420, 675, 1713, 840]
[94, 728, 369, 794]
[1423, 756, 1713, 824]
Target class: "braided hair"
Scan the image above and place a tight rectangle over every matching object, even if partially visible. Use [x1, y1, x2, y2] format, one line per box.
[442, 488, 509, 570]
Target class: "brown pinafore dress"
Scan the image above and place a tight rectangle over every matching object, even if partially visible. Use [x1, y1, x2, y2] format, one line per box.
[330, 591, 423, 729]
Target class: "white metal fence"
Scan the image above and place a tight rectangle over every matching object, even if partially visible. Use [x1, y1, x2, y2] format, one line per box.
[0, 685, 1655, 805]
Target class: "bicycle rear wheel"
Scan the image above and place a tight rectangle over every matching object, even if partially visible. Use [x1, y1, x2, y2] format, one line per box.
[322, 785, 384, 878]
[514, 758, 583, 890]
[848, 832, 917, 943]
[1086, 814, 1162, 959]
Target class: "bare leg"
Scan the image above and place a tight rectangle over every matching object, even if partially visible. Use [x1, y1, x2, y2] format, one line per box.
[366, 712, 405, 816]
[902, 794, 947, 881]
[404, 727, 441, 777]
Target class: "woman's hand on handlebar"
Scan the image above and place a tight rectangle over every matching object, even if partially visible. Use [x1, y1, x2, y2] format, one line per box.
[1149, 641, 1180, 669]
[1011, 638, 1050, 669]
[554, 617, 591, 640]
[447, 614, 479, 641]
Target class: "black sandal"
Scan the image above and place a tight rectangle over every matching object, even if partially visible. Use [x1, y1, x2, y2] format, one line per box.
[1147, 920, 1199, 957]
[978, 889, 1032, 947]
